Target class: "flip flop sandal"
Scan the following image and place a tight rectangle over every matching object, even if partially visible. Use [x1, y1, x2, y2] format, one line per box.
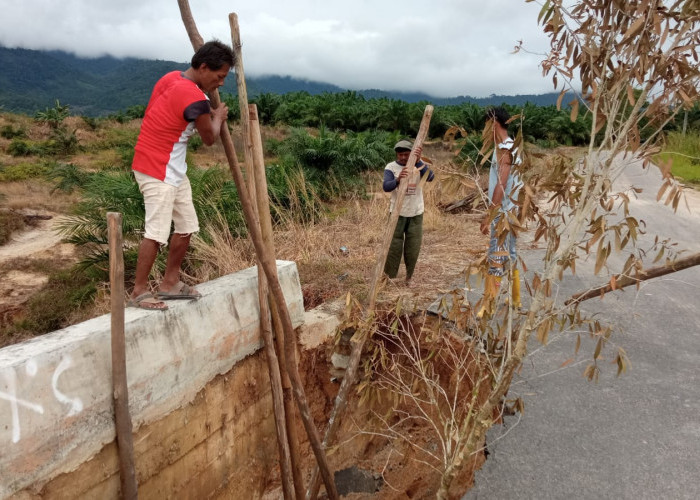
[159, 281, 201, 300]
[127, 292, 168, 311]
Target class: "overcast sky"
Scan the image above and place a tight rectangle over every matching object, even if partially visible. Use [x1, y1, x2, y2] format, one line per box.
[0, 0, 557, 98]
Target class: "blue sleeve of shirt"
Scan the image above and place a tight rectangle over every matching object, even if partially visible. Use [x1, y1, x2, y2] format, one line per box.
[383, 161, 434, 191]
[383, 169, 398, 192]
[183, 100, 211, 122]
[418, 161, 435, 182]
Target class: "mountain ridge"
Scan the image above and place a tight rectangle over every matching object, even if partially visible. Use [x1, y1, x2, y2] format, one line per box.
[0, 46, 560, 116]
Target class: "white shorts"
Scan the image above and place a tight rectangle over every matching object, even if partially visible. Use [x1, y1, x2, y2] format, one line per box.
[134, 171, 199, 245]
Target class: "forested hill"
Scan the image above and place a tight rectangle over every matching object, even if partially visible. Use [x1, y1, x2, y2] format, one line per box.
[0, 46, 560, 116]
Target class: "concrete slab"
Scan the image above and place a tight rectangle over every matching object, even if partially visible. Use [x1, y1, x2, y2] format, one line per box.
[0, 261, 304, 498]
[298, 300, 343, 350]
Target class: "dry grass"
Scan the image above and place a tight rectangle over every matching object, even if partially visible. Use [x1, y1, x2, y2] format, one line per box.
[189, 214, 258, 280]
[0, 180, 80, 212]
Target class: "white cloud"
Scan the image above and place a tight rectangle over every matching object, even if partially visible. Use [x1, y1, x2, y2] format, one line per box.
[0, 0, 557, 97]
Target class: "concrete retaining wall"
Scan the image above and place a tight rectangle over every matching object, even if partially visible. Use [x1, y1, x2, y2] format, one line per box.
[0, 261, 305, 499]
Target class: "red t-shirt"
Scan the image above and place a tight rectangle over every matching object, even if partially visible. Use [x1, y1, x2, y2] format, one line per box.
[132, 71, 210, 186]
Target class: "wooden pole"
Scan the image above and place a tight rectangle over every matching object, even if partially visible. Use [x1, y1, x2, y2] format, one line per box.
[229, 13, 256, 189]
[228, 16, 295, 499]
[566, 252, 700, 305]
[251, 200, 296, 500]
[307, 106, 434, 500]
[177, 3, 337, 498]
[107, 212, 138, 500]
[250, 103, 306, 500]
[243, 105, 296, 500]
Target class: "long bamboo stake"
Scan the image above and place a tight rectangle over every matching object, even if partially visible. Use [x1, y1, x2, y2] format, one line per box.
[307, 106, 434, 499]
[228, 15, 295, 499]
[250, 103, 306, 500]
[249, 165, 296, 500]
[107, 212, 138, 500]
[242, 99, 295, 500]
[176, 3, 337, 498]
[566, 251, 700, 305]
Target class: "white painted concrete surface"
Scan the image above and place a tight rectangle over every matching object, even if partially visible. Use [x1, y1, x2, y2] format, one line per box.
[0, 261, 304, 498]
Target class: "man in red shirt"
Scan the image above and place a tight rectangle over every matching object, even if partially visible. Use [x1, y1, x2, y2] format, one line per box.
[129, 40, 235, 310]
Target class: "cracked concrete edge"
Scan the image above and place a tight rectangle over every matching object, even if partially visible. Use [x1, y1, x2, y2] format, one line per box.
[298, 298, 345, 351]
[0, 261, 304, 498]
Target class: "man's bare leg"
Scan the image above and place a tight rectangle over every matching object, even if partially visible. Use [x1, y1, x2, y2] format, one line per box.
[130, 238, 167, 310]
[160, 233, 196, 294]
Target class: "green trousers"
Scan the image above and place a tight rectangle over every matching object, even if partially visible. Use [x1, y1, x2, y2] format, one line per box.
[384, 213, 423, 280]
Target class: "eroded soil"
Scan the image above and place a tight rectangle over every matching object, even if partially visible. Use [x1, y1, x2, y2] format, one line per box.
[265, 310, 490, 499]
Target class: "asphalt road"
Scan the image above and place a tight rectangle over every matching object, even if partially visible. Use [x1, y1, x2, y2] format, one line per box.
[465, 158, 700, 499]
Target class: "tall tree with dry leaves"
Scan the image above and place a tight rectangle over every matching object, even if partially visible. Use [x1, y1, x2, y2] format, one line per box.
[349, 2, 700, 498]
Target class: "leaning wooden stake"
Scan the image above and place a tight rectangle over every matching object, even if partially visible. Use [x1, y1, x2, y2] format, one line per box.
[177, 3, 337, 498]
[250, 103, 306, 500]
[230, 28, 303, 499]
[107, 212, 138, 500]
[566, 252, 700, 305]
[248, 161, 296, 500]
[228, 14, 296, 500]
[307, 106, 434, 500]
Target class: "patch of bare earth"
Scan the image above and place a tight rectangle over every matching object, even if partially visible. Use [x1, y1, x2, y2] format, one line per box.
[0, 213, 78, 337]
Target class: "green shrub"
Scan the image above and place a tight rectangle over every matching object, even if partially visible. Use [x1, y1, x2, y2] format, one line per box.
[89, 127, 138, 151]
[118, 145, 135, 169]
[7, 138, 39, 156]
[43, 127, 79, 156]
[657, 131, 700, 184]
[124, 104, 146, 120]
[108, 104, 146, 124]
[187, 166, 246, 239]
[47, 162, 90, 193]
[266, 163, 323, 225]
[0, 161, 51, 181]
[188, 134, 203, 152]
[81, 116, 100, 130]
[1, 124, 26, 139]
[454, 132, 485, 169]
[273, 127, 396, 199]
[34, 100, 70, 129]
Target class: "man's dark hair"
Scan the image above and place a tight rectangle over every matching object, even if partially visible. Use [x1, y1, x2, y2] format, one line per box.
[484, 106, 510, 128]
[191, 40, 236, 70]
